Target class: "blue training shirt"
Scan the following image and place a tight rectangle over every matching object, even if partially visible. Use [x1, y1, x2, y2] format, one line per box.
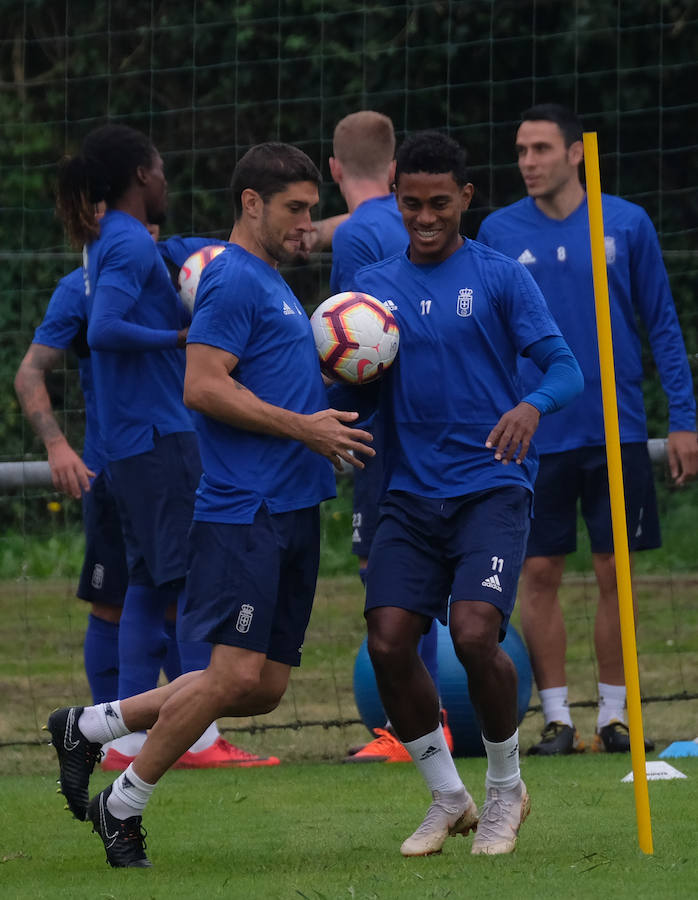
[477, 195, 696, 453]
[32, 267, 105, 475]
[330, 194, 407, 295]
[353, 239, 562, 498]
[83, 210, 194, 462]
[187, 244, 336, 523]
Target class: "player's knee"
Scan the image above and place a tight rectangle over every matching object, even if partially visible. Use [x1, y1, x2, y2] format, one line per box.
[522, 556, 565, 600]
[450, 623, 497, 672]
[251, 689, 284, 715]
[367, 631, 405, 677]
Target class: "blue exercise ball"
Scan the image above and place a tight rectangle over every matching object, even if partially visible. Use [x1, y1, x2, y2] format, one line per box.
[353, 620, 532, 757]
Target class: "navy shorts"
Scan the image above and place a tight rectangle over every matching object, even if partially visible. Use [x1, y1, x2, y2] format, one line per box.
[180, 505, 321, 667]
[366, 487, 532, 638]
[352, 423, 385, 559]
[77, 470, 129, 607]
[527, 443, 661, 557]
[109, 430, 202, 588]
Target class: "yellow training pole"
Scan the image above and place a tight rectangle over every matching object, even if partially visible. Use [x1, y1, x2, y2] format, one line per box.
[583, 131, 653, 855]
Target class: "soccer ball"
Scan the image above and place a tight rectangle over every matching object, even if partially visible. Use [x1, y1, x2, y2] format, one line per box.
[310, 291, 399, 384]
[177, 245, 226, 314]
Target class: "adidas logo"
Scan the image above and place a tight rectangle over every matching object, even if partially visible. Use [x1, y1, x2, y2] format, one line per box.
[384, 299, 398, 311]
[282, 300, 296, 315]
[419, 745, 441, 761]
[517, 249, 536, 265]
[481, 574, 503, 592]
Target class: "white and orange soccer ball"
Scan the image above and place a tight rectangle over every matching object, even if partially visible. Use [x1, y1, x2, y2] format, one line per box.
[177, 244, 226, 314]
[310, 291, 399, 384]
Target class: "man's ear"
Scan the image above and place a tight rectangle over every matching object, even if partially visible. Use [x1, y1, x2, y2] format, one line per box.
[240, 188, 263, 219]
[329, 156, 342, 185]
[461, 182, 475, 212]
[568, 140, 584, 167]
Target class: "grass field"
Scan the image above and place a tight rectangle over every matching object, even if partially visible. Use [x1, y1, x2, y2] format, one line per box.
[2, 757, 697, 898]
[1, 482, 697, 896]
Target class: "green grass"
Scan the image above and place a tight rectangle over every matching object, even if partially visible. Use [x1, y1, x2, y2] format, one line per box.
[1, 757, 697, 898]
[1, 488, 697, 896]
[5, 476, 693, 581]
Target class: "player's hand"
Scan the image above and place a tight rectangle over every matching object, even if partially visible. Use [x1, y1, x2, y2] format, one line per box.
[304, 409, 374, 471]
[667, 430, 698, 486]
[485, 401, 541, 465]
[47, 440, 95, 498]
[176, 327, 189, 348]
[295, 226, 320, 262]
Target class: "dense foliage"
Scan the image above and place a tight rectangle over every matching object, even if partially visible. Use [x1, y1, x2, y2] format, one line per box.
[1, 1, 696, 533]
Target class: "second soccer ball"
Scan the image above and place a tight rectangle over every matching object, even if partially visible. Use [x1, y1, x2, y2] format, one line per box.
[178, 245, 226, 314]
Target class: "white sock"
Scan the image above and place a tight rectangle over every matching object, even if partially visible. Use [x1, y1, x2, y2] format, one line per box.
[483, 730, 521, 792]
[107, 763, 156, 819]
[108, 732, 147, 756]
[402, 726, 464, 795]
[187, 721, 220, 753]
[78, 701, 129, 744]
[597, 682, 626, 729]
[539, 686, 573, 728]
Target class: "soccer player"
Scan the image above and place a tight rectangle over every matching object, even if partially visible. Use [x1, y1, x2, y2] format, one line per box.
[50, 124, 273, 776]
[477, 104, 698, 755]
[352, 130, 583, 856]
[328, 110, 448, 763]
[46, 141, 374, 868]
[15, 266, 126, 705]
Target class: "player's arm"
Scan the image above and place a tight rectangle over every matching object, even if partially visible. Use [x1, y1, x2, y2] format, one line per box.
[88, 284, 187, 351]
[486, 335, 583, 464]
[630, 215, 697, 485]
[14, 343, 95, 498]
[298, 213, 350, 258]
[183, 343, 374, 470]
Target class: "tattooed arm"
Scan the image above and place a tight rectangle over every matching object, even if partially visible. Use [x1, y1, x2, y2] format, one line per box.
[183, 342, 374, 471]
[14, 343, 95, 498]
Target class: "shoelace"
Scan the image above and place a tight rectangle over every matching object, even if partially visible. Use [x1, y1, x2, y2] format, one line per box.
[411, 793, 467, 835]
[476, 791, 515, 839]
[83, 743, 103, 768]
[219, 741, 267, 761]
[541, 722, 565, 740]
[606, 721, 629, 734]
[359, 728, 402, 753]
[119, 819, 148, 851]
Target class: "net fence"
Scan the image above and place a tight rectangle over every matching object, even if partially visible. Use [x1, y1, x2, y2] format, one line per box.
[1, 0, 696, 759]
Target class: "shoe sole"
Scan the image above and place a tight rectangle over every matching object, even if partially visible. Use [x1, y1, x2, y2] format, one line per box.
[342, 754, 411, 764]
[172, 758, 280, 769]
[527, 742, 585, 756]
[342, 755, 390, 763]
